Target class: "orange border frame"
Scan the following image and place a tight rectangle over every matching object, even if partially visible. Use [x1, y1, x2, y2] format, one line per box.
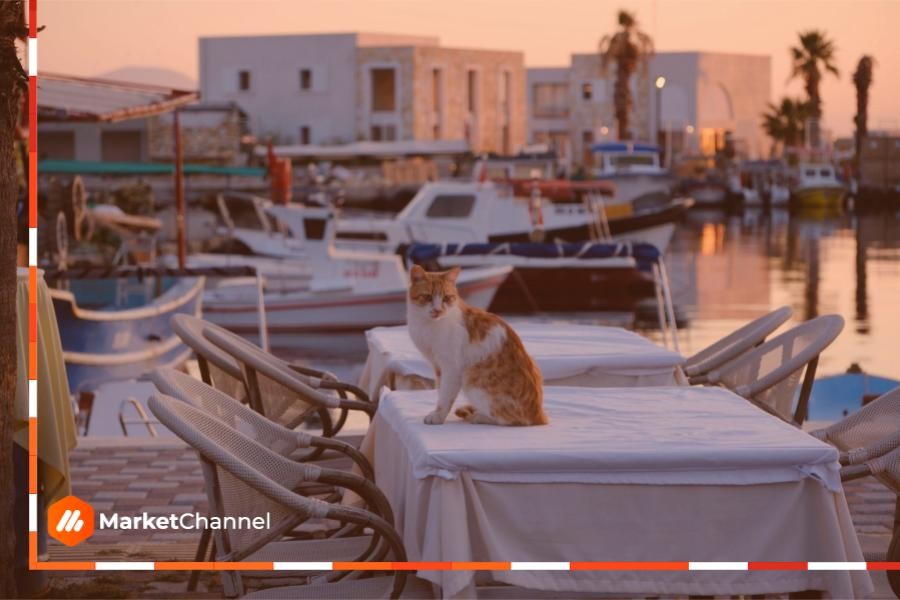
[23, 0, 900, 579]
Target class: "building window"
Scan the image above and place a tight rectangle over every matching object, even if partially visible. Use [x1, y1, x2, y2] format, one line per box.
[370, 125, 396, 141]
[432, 68, 442, 113]
[238, 70, 251, 91]
[299, 126, 311, 145]
[426, 195, 476, 218]
[467, 69, 479, 113]
[581, 82, 592, 101]
[533, 83, 569, 118]
[371, 68, 396, 112]
[299, 69, 312, 91]
[500, 71, 511, 115]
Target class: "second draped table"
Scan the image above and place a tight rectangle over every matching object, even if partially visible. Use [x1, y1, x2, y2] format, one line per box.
[358, 322, 685, 399]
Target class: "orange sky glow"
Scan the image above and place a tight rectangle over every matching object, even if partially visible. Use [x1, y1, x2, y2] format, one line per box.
[40, 0, 900, 137]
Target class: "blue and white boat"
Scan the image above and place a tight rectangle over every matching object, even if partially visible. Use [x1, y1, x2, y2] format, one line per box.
[806, 364, 900, 422]
[590, 142, 677, 205]
[50, 276, 205, 394]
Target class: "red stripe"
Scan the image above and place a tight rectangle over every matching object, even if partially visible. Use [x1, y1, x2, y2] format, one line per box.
[30, 0, 37, 37]
[748, 562, 808, 571]
[225, 319, 404, 335]
[867, 562, 900, 570]
[29, 77, 36, 152]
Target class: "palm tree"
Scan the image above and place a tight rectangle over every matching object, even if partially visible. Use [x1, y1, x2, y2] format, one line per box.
[598, 10, 654, 141]
[761, 97, 812, 156]
[789, 30, 839, 148]
[853, 55, 875, 163]
[0, 1, 27, 596]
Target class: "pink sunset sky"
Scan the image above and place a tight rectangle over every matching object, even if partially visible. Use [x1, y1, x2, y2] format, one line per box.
[40, 0, 899, 137]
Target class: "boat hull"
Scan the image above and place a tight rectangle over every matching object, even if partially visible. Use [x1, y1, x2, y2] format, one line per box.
[488, 198, 690, 251]
[792, 186, 846, 209]
[202, 267, 511, 349]
[50, 277, 204, 393]
[488, 266, 654, 313]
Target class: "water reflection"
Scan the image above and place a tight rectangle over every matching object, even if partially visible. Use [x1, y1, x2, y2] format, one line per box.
[666, 209, 900, 379]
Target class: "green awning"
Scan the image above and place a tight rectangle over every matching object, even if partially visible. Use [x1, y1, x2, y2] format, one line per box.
[38, 159, 267, 177]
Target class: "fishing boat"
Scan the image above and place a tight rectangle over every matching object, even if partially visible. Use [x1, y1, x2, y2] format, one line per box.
[48, 274, 204, 394]
[590, 142, 677, 203]
[791, 162, 846, 211]
[334, 179, 692, 254]
[406, 241, 666, 313]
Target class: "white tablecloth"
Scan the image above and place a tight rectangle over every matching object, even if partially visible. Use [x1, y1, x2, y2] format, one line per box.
[358, 323, 684, 398]
[366, 387, 871, 598]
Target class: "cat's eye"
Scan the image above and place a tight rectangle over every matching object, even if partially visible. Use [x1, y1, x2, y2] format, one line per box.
[444, 295, 456, 303]
[417, 294, 432, 302]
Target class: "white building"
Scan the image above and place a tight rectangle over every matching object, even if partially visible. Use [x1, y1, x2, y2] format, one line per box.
[528, 52, 771, 165]
[199, 32, 526, 154]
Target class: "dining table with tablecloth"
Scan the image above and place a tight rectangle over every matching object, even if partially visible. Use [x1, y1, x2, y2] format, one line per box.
[362, 385, 872, 599]
[357, 323, 685, 399]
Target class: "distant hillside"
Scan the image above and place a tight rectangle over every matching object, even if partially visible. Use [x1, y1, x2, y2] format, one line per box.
[96, 66, 197, 90]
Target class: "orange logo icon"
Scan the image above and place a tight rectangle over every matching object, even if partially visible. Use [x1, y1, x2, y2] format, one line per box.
[48, 495, 94, 546]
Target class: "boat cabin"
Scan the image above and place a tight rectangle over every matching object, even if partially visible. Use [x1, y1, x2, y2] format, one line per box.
[797, 163, 841, 188]
[591, 142, 664, 176]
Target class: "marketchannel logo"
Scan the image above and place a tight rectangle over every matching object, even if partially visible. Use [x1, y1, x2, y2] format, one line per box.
[48, 495, 95, 546]
[46, 495, 271, 548]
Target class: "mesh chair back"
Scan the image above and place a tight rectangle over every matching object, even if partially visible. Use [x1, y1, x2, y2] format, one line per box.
[171, 314, 246, 401]
[683, 306, 793, 380]
[147, 393, 326, 553]
[709, 315, 844, 423]
[814, 386, 900, 454]
[204, 327, 338, 430]
[150, 368, 311, 460]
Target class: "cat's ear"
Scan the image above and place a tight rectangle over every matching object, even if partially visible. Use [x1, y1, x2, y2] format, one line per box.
[410, 264, 426, 283]
[445, 266, 461, 284]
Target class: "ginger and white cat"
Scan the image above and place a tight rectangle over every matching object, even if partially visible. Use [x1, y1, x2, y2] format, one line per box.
[406, 265, 548, 426]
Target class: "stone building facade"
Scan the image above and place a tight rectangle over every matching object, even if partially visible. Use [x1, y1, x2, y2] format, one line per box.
[356, 45, 525, 154]
[200, 33, 525, 154]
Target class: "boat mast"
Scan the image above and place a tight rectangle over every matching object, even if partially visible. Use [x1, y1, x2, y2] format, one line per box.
[173, 109, 187, 268]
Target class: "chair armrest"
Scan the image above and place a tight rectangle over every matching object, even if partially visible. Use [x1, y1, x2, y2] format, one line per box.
[306, 435, 375, 481]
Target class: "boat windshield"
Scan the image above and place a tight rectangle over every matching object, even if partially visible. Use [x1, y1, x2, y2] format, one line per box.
[607, 154, 657, 168]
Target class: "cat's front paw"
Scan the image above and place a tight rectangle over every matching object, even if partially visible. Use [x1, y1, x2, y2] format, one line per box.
[423, 410, 446, 425]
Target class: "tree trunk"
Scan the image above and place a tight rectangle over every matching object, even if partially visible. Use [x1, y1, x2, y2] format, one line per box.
[614, 63, 631, 140]
[0, 1, 24, 596]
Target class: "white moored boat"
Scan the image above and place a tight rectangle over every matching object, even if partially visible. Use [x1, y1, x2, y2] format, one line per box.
[333, 179, 691, 255]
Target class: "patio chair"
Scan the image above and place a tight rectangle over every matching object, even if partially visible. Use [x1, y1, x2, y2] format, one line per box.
[704, 314, 844, 425]
[811, 386, 900, 465]
[150, 367, 378, 592]
[682, 306, 793, 384]
[147, 393, 432, 599]
[149, 367, 375, 480]
[202, 326, 376, 433]
[174, 314, 370, 435]
[841, 444, 900, 596]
